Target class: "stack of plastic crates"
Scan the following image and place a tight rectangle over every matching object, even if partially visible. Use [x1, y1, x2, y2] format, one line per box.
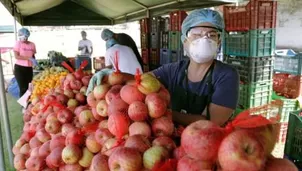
[160, 10, 187, 66]
[223, 0, 277, 115]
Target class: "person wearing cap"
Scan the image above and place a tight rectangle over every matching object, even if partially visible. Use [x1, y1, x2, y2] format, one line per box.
[101, 29, 144, 69]
[78, 31, 93, 57]
[13, 28, 38, 97]
[89, 9, 239, 126]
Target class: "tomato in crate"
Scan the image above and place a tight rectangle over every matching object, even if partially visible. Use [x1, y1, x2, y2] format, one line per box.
[274, 73, 302, 98]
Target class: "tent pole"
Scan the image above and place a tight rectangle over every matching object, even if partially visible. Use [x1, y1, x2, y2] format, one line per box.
[14, 17, 18, 41]
[0, 52, 14, 167]
[0, 117, 5, 171]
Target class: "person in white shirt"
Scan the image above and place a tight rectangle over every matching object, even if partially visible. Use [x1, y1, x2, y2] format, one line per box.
[78, 31, 93, 56]
[105, 38, 142, 75]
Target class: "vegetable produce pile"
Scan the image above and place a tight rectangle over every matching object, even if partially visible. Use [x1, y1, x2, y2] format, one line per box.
[13, 69, 299, 171]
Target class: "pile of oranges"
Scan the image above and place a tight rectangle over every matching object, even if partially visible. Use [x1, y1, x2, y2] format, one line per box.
[30, 67, 68, 101]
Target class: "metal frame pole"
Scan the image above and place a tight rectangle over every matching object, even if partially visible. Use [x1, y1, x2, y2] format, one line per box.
[0, 51, 14, 167]
[0, 119, 5, 171]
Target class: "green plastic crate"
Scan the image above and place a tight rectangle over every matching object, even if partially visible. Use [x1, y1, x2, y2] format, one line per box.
[274, 53, 302, 75]
[272, 92, 299, 123]
[284, 111, 302, 161]
[223, 29, 276, 57]
[239, 81, 272, 109]
[168, 31, 182, 50]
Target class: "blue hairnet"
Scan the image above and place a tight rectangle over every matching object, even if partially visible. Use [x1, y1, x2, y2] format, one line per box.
[18, 28, 30, 38]
[101, 29, 114, 41]
[106, 38, 118, 50]
[181, 9, 224, 42]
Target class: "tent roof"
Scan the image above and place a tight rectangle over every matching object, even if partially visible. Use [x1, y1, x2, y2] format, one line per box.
[0, 0, 237, 26]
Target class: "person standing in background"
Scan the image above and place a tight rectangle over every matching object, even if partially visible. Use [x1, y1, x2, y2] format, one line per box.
[101, 29, 144, 69]
[13, 28, 38, 98]
[78, 31, 93, 57]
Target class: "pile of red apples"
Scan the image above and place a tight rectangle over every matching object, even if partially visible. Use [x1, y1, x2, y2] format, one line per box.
[12, 70, 299, 171]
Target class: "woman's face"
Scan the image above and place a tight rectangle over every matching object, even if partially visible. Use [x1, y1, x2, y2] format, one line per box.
[18, 35, 28, 42]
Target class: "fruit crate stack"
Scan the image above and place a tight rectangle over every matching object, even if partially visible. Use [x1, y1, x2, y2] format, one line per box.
[140, 17, 169, 71]
[160, 10, 187, 66]
[284, 111, 302, 170]
[223, 0, 277, 113]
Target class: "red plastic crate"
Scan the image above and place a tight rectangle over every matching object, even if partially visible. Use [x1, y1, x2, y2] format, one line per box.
[169, 10, 187, 31]
[141, 48, 149, 64]
[140, 18, 149, 34]
[141, 33, 149, 49]
[223, 0, 277, 31]
[273, 73, 302, 98]
[277, 122, 288, 144]
[150, 49, 160, 65]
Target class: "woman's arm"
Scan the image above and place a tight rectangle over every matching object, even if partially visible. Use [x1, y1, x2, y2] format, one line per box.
[14, 51, 30, 60]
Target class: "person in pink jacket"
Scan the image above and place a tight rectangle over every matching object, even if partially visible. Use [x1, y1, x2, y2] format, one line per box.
[13, 28, 38, 97]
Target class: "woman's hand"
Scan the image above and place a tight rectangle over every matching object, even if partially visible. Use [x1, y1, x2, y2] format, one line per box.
[86, 68, 114, 96]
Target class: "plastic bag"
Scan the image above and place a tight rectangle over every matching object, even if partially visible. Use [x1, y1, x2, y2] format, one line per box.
[7, 77, 20, 99]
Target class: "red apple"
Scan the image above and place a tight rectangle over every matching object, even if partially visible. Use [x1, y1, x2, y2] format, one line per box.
[29, 136, 42, 148]
[108, 98, 129, 116]
[25, 156, 45, 171]
[128, 101, 149, 121]
[75, 93, 86, 104]
[74, 105, 89, 117]
[30, 147, 40, 157]
[145, 93, 167, 118]
[70, 80, 82, 91]
[36, 129, 51, 143]
[120, 85, 145, 104]
[92, 107, 104, 121]
[108, 72, 124, 86]
[181, 120, 225, 161]
[129, 122, 151, 138]
[50, 134, 66, 150]
[109, 147, 143, 171]
[46, 146, 64, 168]
[80, 86, 88, 94]
[95, 128, 114, 145]
[87, 93, 97, 107]
[158, 87, 170, 106]
[96, 100, 108, 117]
[265, 158, 298, 171]
[65, 130, 85, 146]
[152, 136, 176, 153]
[56, 94, 69, 105]
[177, 156, 213, 171]
[44, 94, 57, 105]
[173, 146, 186, 160]
[45, 119, 61, 134]
[19, 143, 30, 156]
[105, 85, 122, 104]
[124, 135, 151, 153]
[143, 146, 169, 170]
[62, 144, 82, 164]
[67, 99, 79, 107]
[66, 73, 76, 81]
[218, 130, 266, 171]
[81, 76, 91, 86]
[14, 154, 26, 170]
[93, 84, 110, 100]
[46, 112, 58, 122]
[57, 109, 74, 124]
[64, 89, 75, 99]
[101, 138, 119, 156]
[152, 116, 174, 137]
[90, 153, 110, 171]
[108, 113, 130, 138]
[79, 147, 94, 168]
[86, 133, 102, 153]
[62, 123, 77, 137]
[99, 120, 108, 129]
[39, 141, 51, 158]
[79, 109, 95, 126]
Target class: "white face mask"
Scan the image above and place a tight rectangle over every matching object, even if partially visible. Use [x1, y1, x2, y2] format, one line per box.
[19, 35, 27, 41]
[187, 36, 218, 63]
